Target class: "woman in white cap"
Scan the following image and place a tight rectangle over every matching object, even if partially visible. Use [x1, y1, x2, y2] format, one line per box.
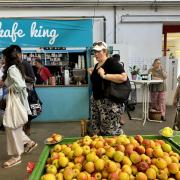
[88, 41, 128, 135]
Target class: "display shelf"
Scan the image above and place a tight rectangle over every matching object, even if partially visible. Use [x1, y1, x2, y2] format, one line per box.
[22, 47, 88, 86]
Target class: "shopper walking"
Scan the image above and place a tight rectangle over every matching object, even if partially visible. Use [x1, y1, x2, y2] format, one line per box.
[2, 45, 37, 168]
[87, 41, 128, 136]
[7, 45, 36, 136]
[173, 75, 180, 130]
[148, 58, 167, 121]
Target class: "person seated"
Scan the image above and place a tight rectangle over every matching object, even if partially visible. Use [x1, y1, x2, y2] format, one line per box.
[34, 58, 52, 85]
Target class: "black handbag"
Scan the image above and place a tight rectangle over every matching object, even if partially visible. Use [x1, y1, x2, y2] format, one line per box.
[103, 79, 131, 103]
[27, 86, 42, 119]
[0, 97, 6, 110]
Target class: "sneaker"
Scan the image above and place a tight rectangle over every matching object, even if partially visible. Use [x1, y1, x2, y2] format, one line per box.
[24, 141, 38, 153]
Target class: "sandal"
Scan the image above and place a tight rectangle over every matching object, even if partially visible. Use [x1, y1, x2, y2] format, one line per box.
[24, 141, 38, 153]
[2, 156, 21, 168]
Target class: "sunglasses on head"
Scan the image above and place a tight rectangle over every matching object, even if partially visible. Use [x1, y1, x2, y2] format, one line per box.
[93, 41, 104, 46]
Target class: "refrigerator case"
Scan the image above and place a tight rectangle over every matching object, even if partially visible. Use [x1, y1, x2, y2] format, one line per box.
[160, 56, 178, 105]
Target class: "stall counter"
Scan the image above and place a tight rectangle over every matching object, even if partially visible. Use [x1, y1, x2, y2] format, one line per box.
[34, 85, 90, 122]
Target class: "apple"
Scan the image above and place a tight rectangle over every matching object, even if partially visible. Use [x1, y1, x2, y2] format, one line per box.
[59, 156, 69, 167]
[175, 171, 180, 180]
[136, 161, 149, 172]
[74, 163, 82, 171]
[122, 156, 132, 166]
[72, 142, 80, 150]
[135, 145, 145, 154]
[136, 172, 147, 180]
[56, 173, 64, 180]
[105, 147, 115, 158]
[77, 172, 88, 180]
[134, 135, 144, 144]
[47, 137, 54, 143]
[170, 156, 179, 163]
[152, 147, 164, 158]
[67, 162, 74, 168]
[145, 148, 153, 157]
[94, 172, 102, 180]
[155, 158, 167, 169]
[73, 168, 80, 178]
[122, 164, 132, 175]
[74, 146, 83, 157]
[130, 152, 141, 164]
[124, 144, 134, 156]
[95, 140, 104, 149]
[86, 152, 98, 162]
[83, 145, 91, 155]
[63, 167, 74, 180]
[102, 169, 109, 178]
[74, 155, 85, 164]
[46, 165, 57, 175]
[51, 152, 59, 161]
[84, 161, 95, 173]
[157, 170, 168, 180]
[161, 143, 172, 152]
[168, 163, 179, 174]
[131, 165, 138, 175]
[54, 134, 63, 142]
[113, 151, 124, 162]
[41, 174, 56, 180]
[142, 139, 151, 148]
[108, 172, 119, 180]
[53, 144, 62, 152]
[118, 171, 129, 180]
[145, 168, 156, 180]
[115, 144, 125, 152]
[94, 159, 105, 171]
[63, 146, 71, 156]
[52, 159, 59, 169]
[82, 137, 92, 146]
[105, 160, 117, 173]
[96, 148, 106, 157]
[141, 154, 151, 164]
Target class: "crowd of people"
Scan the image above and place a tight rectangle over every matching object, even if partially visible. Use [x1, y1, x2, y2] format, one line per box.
[0, 42, 179, 169]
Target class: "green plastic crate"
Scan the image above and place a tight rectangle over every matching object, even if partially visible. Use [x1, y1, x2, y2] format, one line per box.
[168, 131, 180, 148]
[29, 135, 180, 180]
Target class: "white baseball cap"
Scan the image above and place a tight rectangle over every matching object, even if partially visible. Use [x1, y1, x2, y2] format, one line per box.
[93, 41, 107, 51]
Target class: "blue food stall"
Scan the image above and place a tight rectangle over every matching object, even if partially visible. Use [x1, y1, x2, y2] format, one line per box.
[0, 18, 93, 121]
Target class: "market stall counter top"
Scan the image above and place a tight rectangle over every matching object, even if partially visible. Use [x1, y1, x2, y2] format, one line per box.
[34, 85, 90, 122]
[29, 135, 180, 180]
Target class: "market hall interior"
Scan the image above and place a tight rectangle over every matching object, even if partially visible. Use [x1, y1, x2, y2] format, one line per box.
[0, 105, 176, 180]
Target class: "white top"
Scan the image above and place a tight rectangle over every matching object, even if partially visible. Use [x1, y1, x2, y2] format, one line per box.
[131, 80, 163, 85]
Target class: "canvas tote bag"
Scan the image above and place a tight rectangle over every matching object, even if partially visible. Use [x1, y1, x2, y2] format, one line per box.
[3, 89, 28, 129]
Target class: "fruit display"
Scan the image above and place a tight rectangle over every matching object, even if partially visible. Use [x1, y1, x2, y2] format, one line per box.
[45, 133, 63, 144]
[161, 127, 174, 137]
[41, 135, 180, 180]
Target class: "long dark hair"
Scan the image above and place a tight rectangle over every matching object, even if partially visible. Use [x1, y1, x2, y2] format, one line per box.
[2, 45, 25, 81]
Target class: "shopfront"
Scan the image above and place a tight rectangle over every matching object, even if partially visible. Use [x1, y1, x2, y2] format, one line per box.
[0, 18, 93, 122]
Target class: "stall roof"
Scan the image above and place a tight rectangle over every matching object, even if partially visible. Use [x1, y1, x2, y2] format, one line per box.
[0, 0, 180, 7]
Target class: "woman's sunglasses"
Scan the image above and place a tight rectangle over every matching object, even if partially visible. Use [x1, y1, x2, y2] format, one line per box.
[93, 41, 107, 48]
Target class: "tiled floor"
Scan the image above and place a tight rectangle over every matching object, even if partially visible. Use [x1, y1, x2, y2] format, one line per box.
[0, 104, 177, 180]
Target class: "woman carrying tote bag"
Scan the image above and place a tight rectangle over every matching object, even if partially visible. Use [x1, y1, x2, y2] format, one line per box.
[1, 45, 37, 168]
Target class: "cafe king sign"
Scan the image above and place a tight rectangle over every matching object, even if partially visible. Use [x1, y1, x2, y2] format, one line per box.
[0, 21, 59, 45]
[0, 19, 92, 47]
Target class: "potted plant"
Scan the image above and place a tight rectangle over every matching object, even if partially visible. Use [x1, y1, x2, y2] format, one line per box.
[129, 65, 140, 80]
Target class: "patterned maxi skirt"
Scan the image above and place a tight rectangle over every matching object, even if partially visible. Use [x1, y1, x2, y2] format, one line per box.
[88, 97, 124, 136]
